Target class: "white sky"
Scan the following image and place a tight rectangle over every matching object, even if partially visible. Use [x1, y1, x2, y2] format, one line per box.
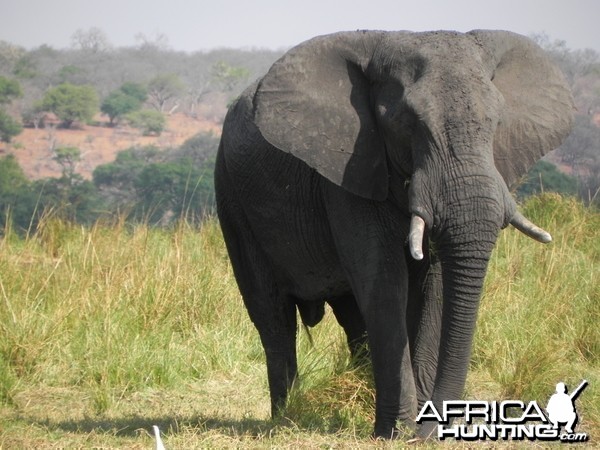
[1, 0, 599, 52]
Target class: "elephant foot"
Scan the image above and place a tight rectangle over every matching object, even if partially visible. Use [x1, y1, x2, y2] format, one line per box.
[416, 421, 438, 440]
[372, 427, 402, 440]
[372, 420, 416, 440]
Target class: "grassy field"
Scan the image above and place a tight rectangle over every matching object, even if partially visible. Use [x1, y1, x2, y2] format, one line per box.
[0, 194, 598, 448]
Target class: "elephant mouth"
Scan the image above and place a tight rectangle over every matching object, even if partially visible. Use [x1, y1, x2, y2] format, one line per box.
[408, 211, 552, 261]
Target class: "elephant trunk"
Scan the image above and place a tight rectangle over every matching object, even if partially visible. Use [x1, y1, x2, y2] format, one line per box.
[415, 196, 500, 438]
[408, 157, 507, 437]
[436, 224, 498, 391]
[408, 150, 553, 438]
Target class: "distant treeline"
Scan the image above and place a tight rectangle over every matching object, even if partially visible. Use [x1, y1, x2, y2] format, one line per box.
[0, 30, 598, 235]
[0, 132, 220, 234]
[0, 30, 282, 124]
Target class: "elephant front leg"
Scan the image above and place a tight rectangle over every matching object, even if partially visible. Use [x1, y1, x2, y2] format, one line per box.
[325, 188, 417, 439]
[344, 246, 417, 438]
[367, 306, 417, 439]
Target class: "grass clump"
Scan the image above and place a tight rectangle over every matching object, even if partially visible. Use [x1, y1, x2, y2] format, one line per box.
[284, 328, 375, 437]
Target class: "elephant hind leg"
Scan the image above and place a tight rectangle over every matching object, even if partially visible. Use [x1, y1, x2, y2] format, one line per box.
[220, 210, 298, 416]
[216, 166, 298, 418]
[328, 295, 369, 366]
[262, 301, 298, 417]
[221, 231, 297, 414]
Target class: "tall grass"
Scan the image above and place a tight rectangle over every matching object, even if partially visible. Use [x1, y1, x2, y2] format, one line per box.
[0, 216, 260, 412]
[471, 194, 599, 433]
[0, 194, 598, 448]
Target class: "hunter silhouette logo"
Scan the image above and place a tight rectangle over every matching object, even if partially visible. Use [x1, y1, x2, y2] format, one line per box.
[546, 380, 588, 435]
[416, 380, 589, 442]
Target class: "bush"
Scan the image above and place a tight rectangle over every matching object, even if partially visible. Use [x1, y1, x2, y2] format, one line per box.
[101, 91, 141, 125]
[0, 154, 103, 234]
[41, 83, 98, 128]
[126, 109, 166, 135]
[100, 82, 147, 125]
[119, 81, 147, 103]
[0, 154, 33, 232]
[0, 76, 23, 104]
[0, 109, 22, 142]
[516, 160, 578, 198]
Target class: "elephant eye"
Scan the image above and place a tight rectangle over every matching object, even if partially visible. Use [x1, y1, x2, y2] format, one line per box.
[392, 108, 418, 133]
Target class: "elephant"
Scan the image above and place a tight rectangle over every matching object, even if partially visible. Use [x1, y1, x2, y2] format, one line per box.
[214, 29, 573, 439]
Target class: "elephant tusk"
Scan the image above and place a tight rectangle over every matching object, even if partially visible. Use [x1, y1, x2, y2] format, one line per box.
[409, 215, 426, 260]
[510, 211, 552, 243]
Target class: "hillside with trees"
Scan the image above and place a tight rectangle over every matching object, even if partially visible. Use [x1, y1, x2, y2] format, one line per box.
[0, 29, 282, 232]
[0, 29, 598, 234]
[532, 33, 600, 204]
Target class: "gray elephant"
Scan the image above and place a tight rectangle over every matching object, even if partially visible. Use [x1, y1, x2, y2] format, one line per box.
[214, 30, 573, 439]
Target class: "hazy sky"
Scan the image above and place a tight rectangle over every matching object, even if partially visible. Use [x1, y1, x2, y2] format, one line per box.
[1, 0, 599, 52]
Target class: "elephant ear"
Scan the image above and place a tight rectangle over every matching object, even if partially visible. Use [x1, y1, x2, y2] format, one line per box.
[254, 31, 389, 201]
[469, 30, 574, 188]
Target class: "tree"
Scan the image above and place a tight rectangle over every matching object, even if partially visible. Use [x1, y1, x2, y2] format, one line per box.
[92, 135, 218, 224]
[134, 161, 212, 224]
[134, 32, 170, 52]
[12, 53, 37, 79]
[0, 109, 22, 142]
[211, 61, 250, 93]
[53, 147, 81, 184]
[119, 82, 147, 103]
[0, 76, 23, 142]
[126, 109, 166, 135]
[41, 83, 98, 128]
[30, 176, 101, 225]
[147, 74, 184, 112]
[101, 91, 141, 125]
[0, 41, 25, 73]
[555, 114, 600, 205]
[93, 146, 162, 208]
[101, 82, 147, 125]
[0, 76, 22, 104]
[71, 27, 112, 53]
[57, 65, 87, 85]
[0, 154, 33, 232]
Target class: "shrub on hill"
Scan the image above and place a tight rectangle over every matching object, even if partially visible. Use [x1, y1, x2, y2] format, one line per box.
[516, 160, 579, 198]
[41, 83, 98, 128]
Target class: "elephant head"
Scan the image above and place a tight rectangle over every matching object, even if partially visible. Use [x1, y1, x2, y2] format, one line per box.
[252, 30, 573, 436]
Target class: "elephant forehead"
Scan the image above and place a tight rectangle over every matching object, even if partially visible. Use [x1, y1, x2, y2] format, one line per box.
[381, 31, 483, 67]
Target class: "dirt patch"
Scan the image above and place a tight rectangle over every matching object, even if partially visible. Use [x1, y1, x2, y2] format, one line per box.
[0, 113, 222, 180]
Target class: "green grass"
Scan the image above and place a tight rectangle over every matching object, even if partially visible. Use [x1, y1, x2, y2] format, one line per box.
[0, 194, 598, 448]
